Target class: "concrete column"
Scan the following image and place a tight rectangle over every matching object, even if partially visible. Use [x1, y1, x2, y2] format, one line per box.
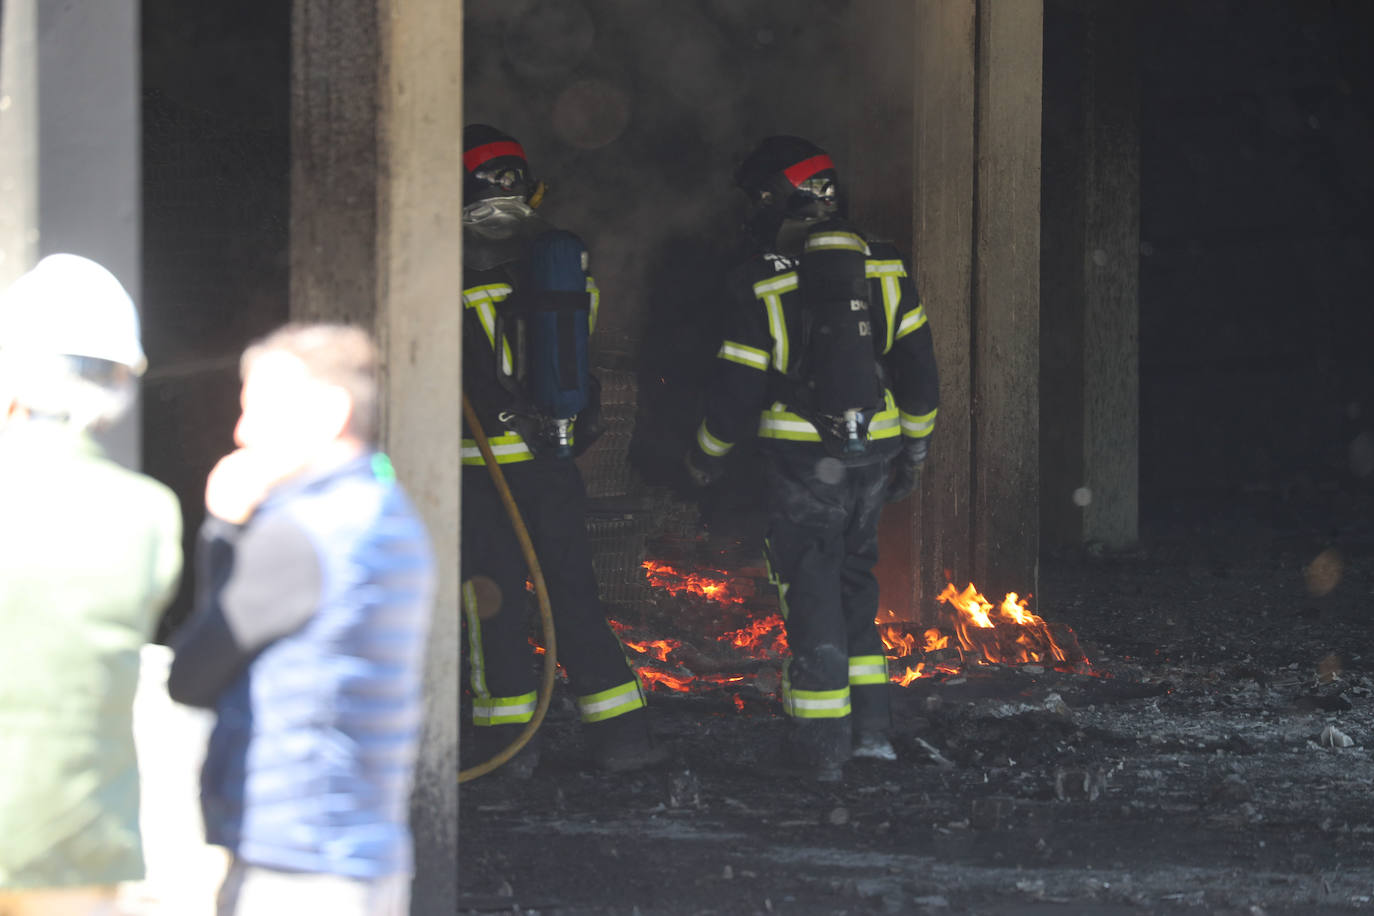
[290, 1, 462, 911]
[0, 0, 141, 468]
[1041, 0, 1140, 553]
[913, 0, 1043, 620]
[972, 0, 1043, 601]
[912, 0, 977, 622]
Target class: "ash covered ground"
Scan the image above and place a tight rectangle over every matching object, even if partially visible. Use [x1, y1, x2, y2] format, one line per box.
[459, 505, 1374, 915]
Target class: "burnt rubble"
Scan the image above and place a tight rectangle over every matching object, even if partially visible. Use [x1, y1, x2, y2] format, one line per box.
[460, 533, 1374, 914]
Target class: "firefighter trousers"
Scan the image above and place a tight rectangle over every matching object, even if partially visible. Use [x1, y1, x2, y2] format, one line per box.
[762, 446, 895, 747]
[461, 457, 645, 730]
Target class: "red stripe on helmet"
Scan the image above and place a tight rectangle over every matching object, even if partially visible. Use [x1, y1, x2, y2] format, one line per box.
[782, 154, 834, 187]
[464, 140, 526, 172]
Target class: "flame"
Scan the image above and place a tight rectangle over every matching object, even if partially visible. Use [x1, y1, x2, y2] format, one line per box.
[642, 560, 744, 604]
[625, 559, 1092, 698]
[936, 582, 1081, 670]
[893, 663, 925, 686]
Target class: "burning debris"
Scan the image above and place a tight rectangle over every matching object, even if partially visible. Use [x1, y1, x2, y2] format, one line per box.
[611, 560, 1095, 699]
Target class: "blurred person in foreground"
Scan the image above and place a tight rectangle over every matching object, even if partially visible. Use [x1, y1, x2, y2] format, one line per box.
[167, 324, 435, 916]
[0, 254, 183, 914]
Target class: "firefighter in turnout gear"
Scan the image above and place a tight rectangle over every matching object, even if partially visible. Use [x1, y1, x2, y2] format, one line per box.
[461, 125, 662, 775]
[686, 136, 939, 781]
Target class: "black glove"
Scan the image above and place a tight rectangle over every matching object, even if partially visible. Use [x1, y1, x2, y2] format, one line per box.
[885, 438, 929, 504]
[684, 449, 726, 488]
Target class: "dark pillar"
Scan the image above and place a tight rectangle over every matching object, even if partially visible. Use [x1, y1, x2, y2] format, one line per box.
[973, 0, 1043, 601]
[1041, 0, 1140, 554]
[291, 1, 462, 911]
[913, 0, 1043, 620]
[913, 0, 977, 621]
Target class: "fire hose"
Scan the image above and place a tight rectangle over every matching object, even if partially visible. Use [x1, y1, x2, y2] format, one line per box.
[458, 392, 558, 783]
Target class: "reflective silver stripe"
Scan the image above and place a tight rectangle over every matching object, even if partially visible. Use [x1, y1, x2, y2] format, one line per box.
[804, 231, 869, 254]
[461, 433, 535, 465]
[763, 295, 788, 370]
[754, 273, 799, 296]
[697, 421, 733, 457]
[753, 273, 797, 372]
[865, 260, 906, 277]
[896, 304, 928, 340]
[719, 340, 770, 370]
[868, 413, 900, 434]
[472, 694, 538, 724]
[900, 409, 936, 437]
[849, 656, 888, 685]
[880, 277, 901, 353]
[784, 687, 852, 718]
[461, 441, 533, 458]
[464, 284, 516, 375]
[577, 680, 646, 722]
[758, 410, 821, 441]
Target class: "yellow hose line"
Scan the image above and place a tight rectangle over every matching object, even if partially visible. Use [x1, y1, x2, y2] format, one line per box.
[458, 394, 558, 783]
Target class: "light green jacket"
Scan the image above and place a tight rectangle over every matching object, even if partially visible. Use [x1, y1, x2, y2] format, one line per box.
[0, 422, 182, 889]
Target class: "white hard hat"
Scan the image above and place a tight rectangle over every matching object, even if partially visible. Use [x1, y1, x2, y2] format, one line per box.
[0, 253, 148, 375]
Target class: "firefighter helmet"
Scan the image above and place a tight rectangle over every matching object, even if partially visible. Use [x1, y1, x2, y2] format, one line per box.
[734, 135, 840, 223]
[0, 253, 147, 375]
[463, 124, 534, 206]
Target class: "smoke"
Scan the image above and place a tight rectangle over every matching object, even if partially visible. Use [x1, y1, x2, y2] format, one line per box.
[465, 0, 913, 497]
[464, 0, 892, 355]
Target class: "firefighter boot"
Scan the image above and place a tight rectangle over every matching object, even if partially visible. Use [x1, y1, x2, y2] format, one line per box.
[776, 717, 852, 783]
[468, 723, 540, 780]
[586, 707, 668, 773]
[852, 730, 897, 761]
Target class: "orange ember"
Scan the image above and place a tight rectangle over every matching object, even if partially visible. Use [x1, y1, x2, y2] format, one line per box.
[642, 560, 744, 604]
[638, 668, 694, 692]
[719, 615, 788, 657]
[623, 637, 681, 663]
[624, 560, 1092, 699]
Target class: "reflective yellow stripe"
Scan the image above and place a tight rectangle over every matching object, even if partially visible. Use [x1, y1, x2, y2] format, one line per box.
[753, 273, 797, 371]
[763, 537, 791, 620]
[758, 405, 821, 441]
[697, 421, 733, 457]
[463, 580, 488, 696]
[864, 260, 906, 278]
[718, 340, 770, 371]
[900, 408, 937, 438]
[587, 275, 600, 332]
[867, 411, 900, 438]
[461, 433, 534, 466]
[463, 283, 516, 375]
[578, 680, 646, 723]
[757, 393, 901, 442]
[804, 231, 869, 254]
[896, 304, 928, 340]
[762, 294, 789, 370]
[473, 691, 539, 726]
[784, 686, 852, 719]
[849, 655, 889, 686]
[754, 273, 800, 296]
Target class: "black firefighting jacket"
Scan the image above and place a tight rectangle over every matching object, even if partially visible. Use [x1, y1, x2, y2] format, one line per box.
[693, 237, 938, 461]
